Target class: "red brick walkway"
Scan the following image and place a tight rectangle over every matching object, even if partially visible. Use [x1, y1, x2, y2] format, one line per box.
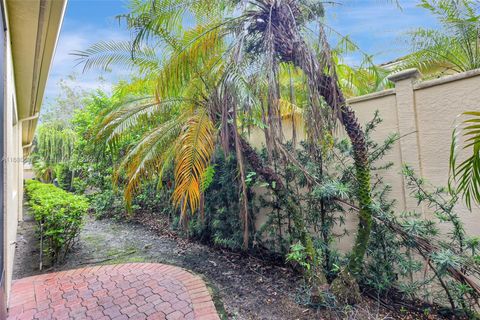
[7, 263, 220, 320]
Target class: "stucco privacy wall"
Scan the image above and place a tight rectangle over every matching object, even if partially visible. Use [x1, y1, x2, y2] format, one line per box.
[250, 68, 480, 244]
[413, 69, 480, 233]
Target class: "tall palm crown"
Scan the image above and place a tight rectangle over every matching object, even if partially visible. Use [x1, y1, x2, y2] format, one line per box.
[76, 0, 374, 279]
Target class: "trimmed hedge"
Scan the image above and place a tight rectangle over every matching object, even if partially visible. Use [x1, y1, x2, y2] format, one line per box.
[25, 179, 89, 265]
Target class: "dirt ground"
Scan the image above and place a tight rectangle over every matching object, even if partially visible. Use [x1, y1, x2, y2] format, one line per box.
[13, 211, 445, 320]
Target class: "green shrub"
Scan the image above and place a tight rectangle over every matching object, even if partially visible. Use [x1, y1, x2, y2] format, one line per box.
[25, 179, 88, 265]
[89, 189, 126, 219]
[54, 163, 73, 191]
[188, 151, 250, 250]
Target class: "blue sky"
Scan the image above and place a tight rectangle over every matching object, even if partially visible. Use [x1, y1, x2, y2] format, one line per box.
[43, 0, 438, 104]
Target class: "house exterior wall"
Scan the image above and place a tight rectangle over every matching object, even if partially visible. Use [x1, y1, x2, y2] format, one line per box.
[250, 68, 480, 249]
[0, 1, 66, 311]
[3, 18, 23, 304]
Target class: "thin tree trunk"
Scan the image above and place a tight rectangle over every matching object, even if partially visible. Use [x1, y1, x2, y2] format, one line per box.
[288, 66, 297, 147]
[233, 109, 250, 250]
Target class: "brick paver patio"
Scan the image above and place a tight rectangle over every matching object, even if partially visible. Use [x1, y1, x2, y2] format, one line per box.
[7, 263, 220, 320]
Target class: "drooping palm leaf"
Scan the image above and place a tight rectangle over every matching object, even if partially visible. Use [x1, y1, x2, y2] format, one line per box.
[118, 116, 184, 205]
[96, 96, 185, 146]
[173, 109, 216, 221]
[450, 111, 480, 209]
[73, 41, 160, 74]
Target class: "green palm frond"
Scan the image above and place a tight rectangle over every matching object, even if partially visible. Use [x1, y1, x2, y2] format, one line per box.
[338, 63, 393, 98]
[96, 96, 185, 145]
[113, 76, 158, 98]
[73, 40, 160, 74]
[122, 0, 227, 52]
[402, 0, 480, 76]
[156, 23, 224, 99]
[117, 116, 184, 205]
[450, 111, 480, 209]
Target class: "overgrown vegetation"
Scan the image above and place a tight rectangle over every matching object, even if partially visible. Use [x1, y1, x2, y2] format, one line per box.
[25, 0, 480, 318]
[25, 180, 89, 266]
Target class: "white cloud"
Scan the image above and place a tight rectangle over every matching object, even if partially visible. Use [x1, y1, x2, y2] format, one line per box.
[43, 21, 131, 107]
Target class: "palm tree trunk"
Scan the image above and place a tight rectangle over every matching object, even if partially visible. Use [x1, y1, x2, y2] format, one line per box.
[288, 42, 373, 277]
[264, 1, 373, 274]
[233, 108, 250, 250]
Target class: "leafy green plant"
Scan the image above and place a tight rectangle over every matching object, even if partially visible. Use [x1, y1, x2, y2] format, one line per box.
[450, 111, 480, 210]
[403, 0, 480, 76]
[25, 180, 89, 266]
[188, 150, 251, 250]
[287, 242, 312, 271]
[364, 166, 480, 317]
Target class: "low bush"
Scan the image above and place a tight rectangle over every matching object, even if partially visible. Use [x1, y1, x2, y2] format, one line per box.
[25, 179, 89, 266]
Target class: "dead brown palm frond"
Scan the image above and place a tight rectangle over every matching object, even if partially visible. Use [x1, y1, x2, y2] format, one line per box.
[173, 108, 216, 223]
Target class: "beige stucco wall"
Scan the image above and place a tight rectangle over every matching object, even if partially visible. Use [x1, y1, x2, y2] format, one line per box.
[413, 70, 480, 235]
[250, 68, 480, 250]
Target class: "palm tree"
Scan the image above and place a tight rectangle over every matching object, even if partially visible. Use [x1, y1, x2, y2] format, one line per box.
[76, 0, 376, 296]
[403, 0, 480, 77]
[450, 111, 480, 209]
[232, 0, 374, 279]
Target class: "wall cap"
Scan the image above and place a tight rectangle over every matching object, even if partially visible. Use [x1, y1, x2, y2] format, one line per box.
[414, 68, 480, 90]
[387, 68, 421, 82]
[347, 88, 396, 104]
